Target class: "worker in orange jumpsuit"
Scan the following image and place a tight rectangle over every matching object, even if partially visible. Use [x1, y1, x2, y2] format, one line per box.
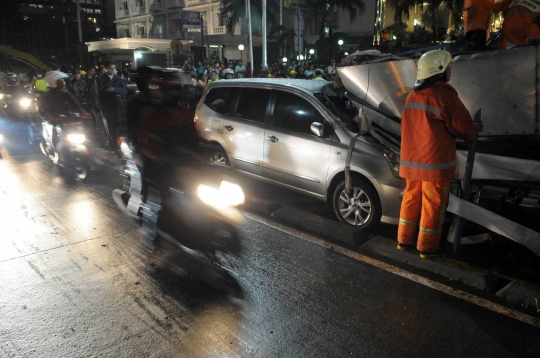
[397, 50, 483, 258]
[497, 0, 540, 49]
[463, 0, 494, 50]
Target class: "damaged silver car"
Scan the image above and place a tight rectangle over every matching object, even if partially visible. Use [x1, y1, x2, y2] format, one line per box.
[195, 79, 405, 229]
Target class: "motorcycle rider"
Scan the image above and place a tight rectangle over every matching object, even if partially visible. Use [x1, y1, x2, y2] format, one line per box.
[39, 71, 89, 150]
[129, 67, 198, 241]
[39, 71, 87, 118]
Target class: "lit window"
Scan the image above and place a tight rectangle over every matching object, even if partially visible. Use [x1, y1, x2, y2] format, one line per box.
[95, 9, 101, 14]
[29, 4, 37, 8]
[96, 27, 100, 32]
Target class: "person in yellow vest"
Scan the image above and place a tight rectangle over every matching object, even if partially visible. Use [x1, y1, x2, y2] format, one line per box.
[35, 73, 48, 93]
[312, 69, 327, 81]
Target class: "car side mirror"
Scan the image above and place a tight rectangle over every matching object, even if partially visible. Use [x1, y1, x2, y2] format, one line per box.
[310, 122, 324, 137]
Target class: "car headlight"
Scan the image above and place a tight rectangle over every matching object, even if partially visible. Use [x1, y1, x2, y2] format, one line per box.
[383, 149, 401, 178]
[67, 133, 86, 144]
[0, 93, 4, 100]
[197, 181, 245, 209]
[19, 98, 32, 108]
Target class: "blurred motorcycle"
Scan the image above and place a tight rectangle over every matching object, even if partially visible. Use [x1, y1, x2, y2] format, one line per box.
[40, 112, 93, 179]
[3, 84, 40, 145]
[113, 137, 245, 274]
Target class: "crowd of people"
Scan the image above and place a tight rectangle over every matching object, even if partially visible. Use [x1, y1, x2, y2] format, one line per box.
[1, 55, 342, 160]
[173, 57, 338, 90]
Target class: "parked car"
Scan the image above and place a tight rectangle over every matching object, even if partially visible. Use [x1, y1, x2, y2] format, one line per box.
[195, 79, 405, 229]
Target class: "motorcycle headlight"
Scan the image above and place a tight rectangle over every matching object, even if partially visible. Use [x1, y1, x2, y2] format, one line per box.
[67, 133, 86, 144]
[19, 98, 32, 108]
[197, 181, 245, 209]
[120, 141, 132, 158]
[383, 149, 401, 178]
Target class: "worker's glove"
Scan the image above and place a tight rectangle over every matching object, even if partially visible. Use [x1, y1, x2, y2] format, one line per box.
[475, 120, 484, 133]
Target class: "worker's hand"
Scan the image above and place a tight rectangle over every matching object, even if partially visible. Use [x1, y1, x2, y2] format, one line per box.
[475, 120, 484, 133]
[106, 87, 115, 93]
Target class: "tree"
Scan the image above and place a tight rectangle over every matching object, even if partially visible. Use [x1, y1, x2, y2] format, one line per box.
[305, 0, 366, 41]
[221, 0, 281, 36]
[387, 0, 464, 40]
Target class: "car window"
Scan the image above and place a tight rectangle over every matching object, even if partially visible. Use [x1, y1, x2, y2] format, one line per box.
[204, 87, 236, 115]
[271, 91, 325, 135]
[235, 88, 270, 123]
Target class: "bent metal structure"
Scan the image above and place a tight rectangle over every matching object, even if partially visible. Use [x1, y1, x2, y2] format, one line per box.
[337, 45, 540, 256]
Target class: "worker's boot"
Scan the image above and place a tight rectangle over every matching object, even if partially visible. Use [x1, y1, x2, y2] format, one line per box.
[396, 243, 415, 251]
[419, 247, 446, 259]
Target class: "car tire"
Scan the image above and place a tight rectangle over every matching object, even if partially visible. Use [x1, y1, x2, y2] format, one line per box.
[332, 177, 382, 229]
[208, 145, 230, 167]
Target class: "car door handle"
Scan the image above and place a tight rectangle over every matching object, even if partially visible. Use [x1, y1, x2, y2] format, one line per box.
[224, 125, 233, 131]
[267, 135, 279, 143]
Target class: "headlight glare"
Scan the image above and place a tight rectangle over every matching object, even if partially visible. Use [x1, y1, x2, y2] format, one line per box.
[197, 181, 245, 209]
[67, 133, 86, 144]
[19, 98, 32, 108]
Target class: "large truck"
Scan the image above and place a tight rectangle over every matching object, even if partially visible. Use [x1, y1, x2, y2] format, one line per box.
[337, 45, 540, 258]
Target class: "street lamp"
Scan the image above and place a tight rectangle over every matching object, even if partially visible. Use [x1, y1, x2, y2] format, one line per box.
[297, 55, 304, 60]
[283, 57, 288, 63]
[309, 49, 315, 55]
[238, 44, 244, 62]
[338, 39, 344, 50]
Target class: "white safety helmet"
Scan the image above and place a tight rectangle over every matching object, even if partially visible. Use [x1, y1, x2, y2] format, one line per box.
[45, 71, 69, 88]
[223, 68, 234, 75]
[416, 50, 452, 80]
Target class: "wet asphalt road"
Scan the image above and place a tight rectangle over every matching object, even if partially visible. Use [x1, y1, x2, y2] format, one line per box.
[1, 144, 540, 358]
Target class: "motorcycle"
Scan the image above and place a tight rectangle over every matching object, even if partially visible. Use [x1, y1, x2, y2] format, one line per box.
[3, 85, 40, 145]
[113, 137, 245, 274]
[40, 112, 93, 179]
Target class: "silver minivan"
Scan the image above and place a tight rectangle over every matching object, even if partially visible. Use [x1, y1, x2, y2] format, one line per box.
[195, 79, 405, 229]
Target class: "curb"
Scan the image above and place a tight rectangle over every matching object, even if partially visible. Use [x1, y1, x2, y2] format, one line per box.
[496, 279, 540, 309]
[359, 236, 500, 291]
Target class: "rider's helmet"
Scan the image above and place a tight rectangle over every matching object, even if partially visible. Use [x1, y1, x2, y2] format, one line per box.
[6, 73, 19, 87]
[223, 68, 234, 79]
[45, 71, 69, 88]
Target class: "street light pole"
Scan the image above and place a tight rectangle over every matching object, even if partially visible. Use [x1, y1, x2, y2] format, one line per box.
[63, 17, 70, 66]
[262, 0, 267, 71]
[246, 0, 254, 76]
[76, 0, 83, 43]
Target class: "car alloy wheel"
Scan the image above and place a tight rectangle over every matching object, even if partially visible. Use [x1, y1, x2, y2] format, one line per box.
[338, 186, 372, 225]
[332, 178, 382, 228]
[209, 148, 229, 167]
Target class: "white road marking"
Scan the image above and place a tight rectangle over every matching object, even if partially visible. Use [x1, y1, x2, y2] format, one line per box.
[243, 212, 540, 328]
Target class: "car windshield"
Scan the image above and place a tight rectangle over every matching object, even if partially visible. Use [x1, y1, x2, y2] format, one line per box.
[314, 85, 358, 132]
